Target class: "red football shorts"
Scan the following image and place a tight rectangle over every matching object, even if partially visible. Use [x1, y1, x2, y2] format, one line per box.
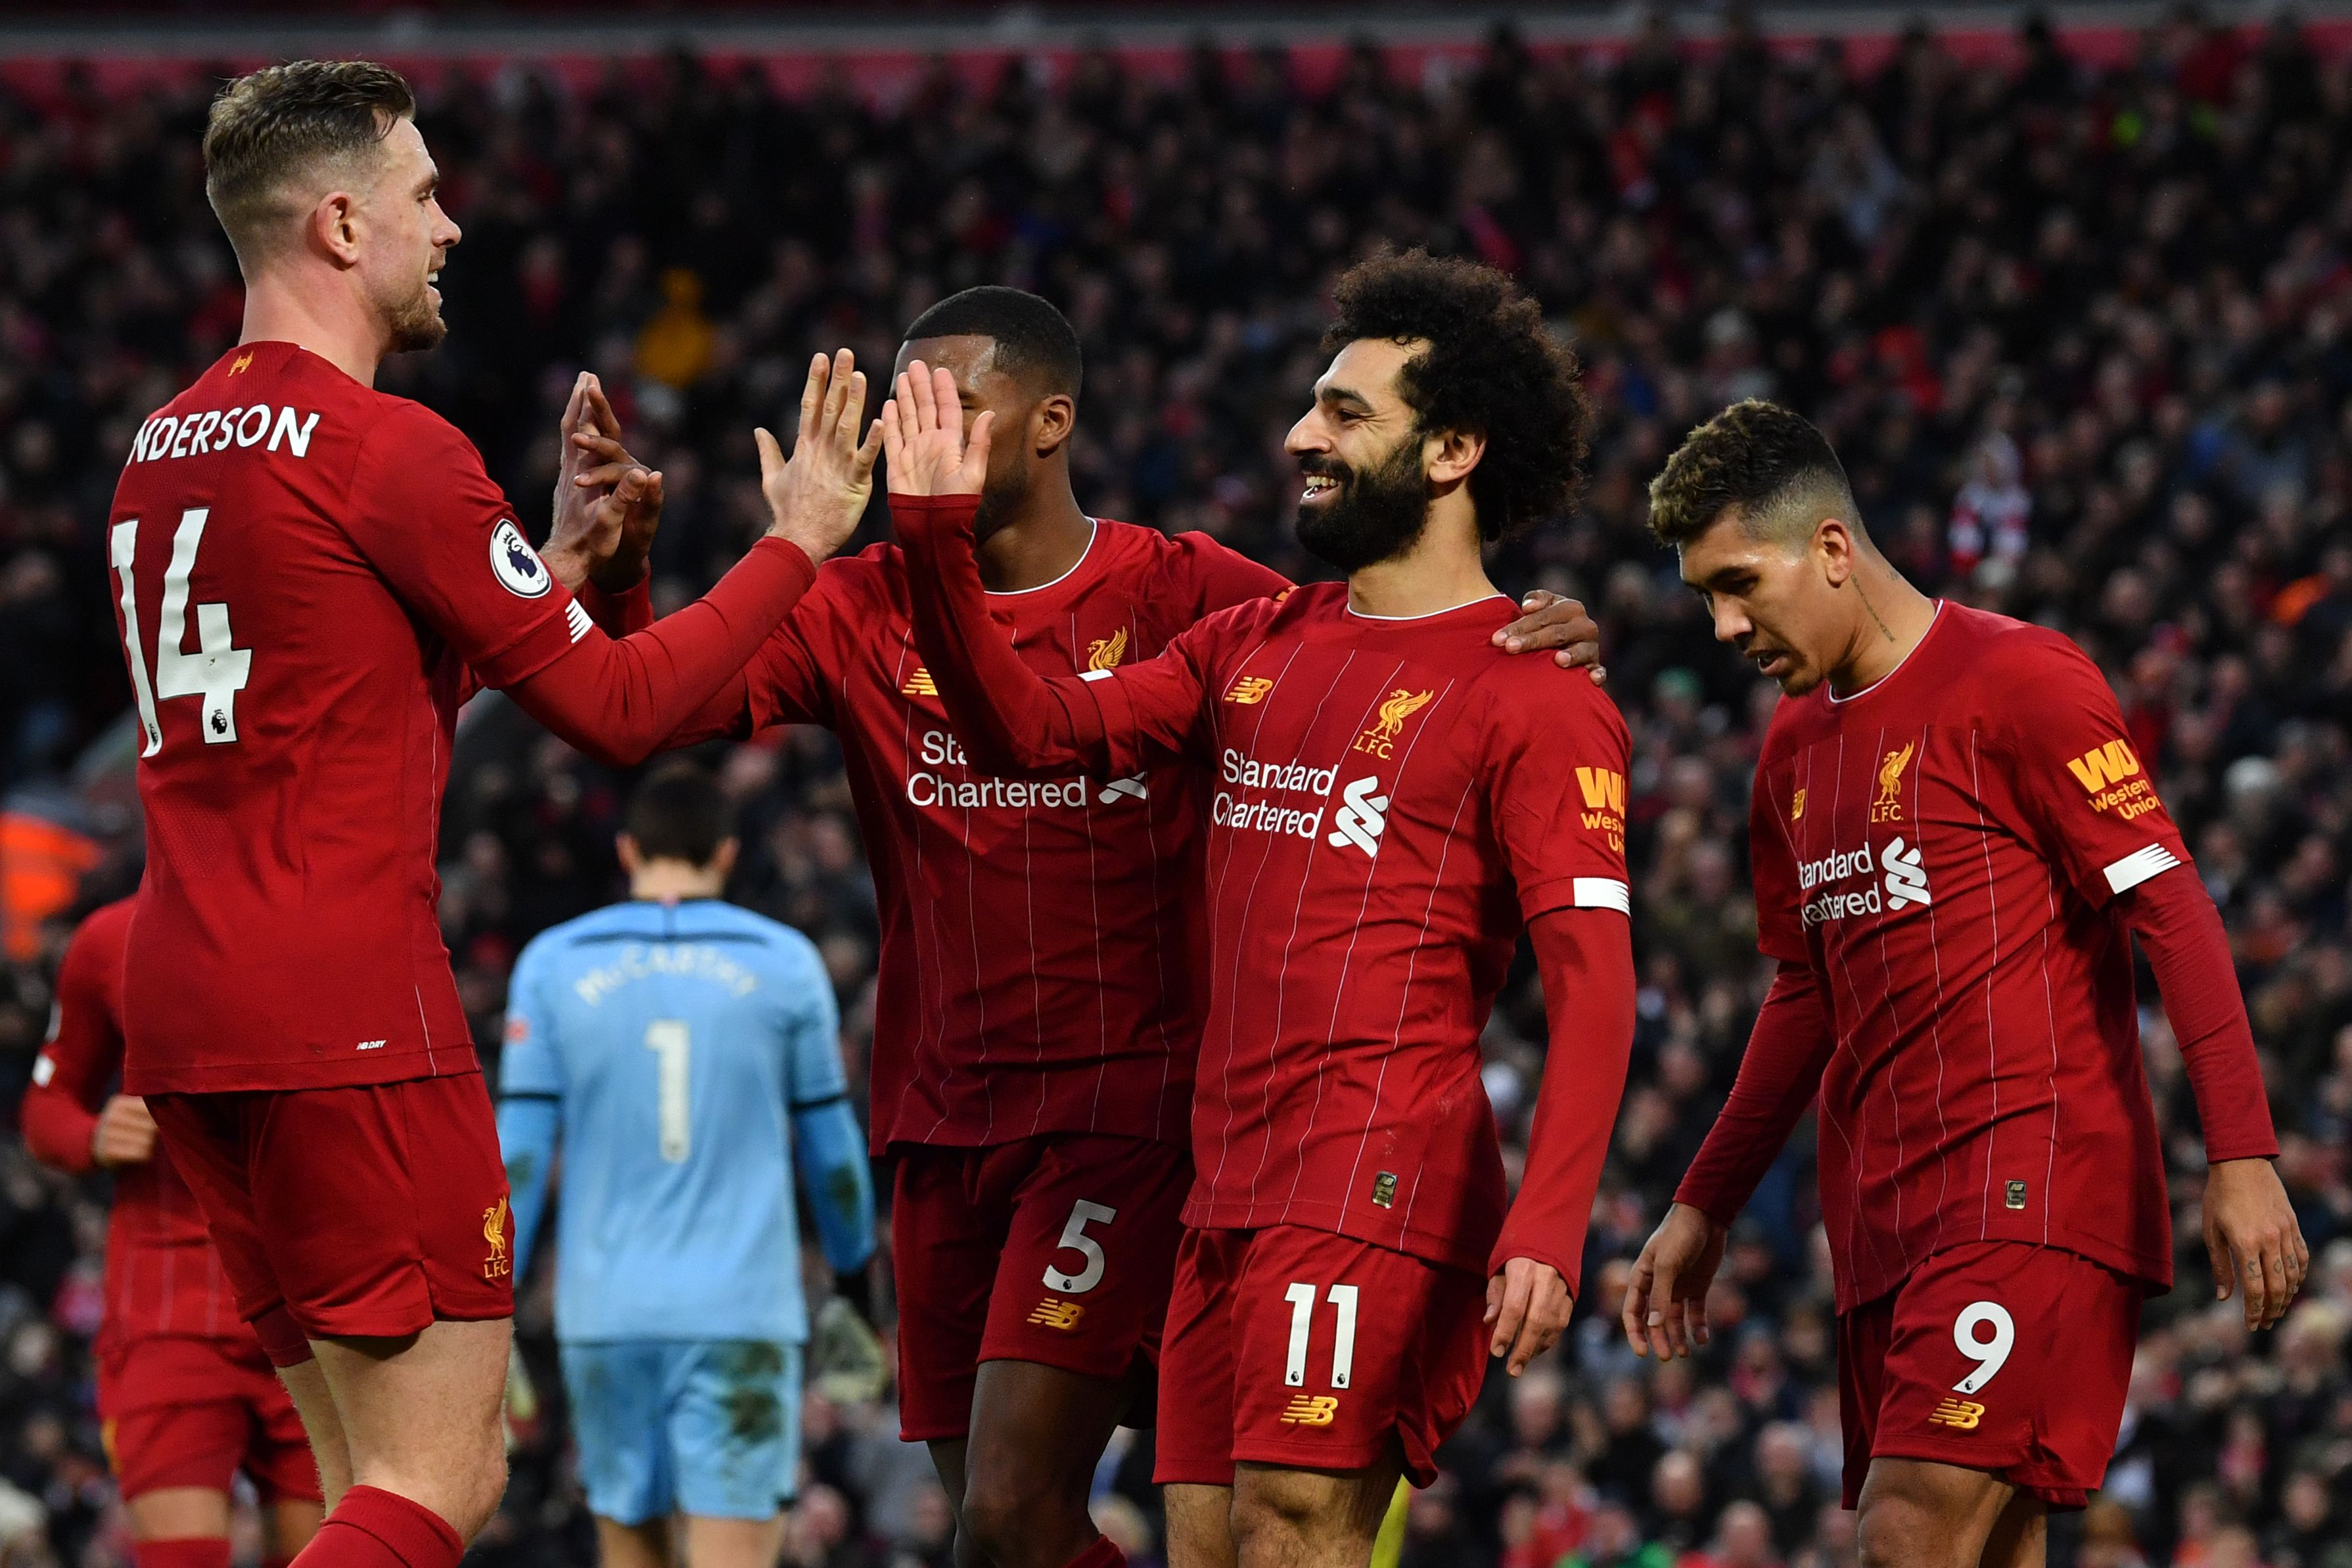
[1838, 1241, 2142, 1510]
[148, 1073, 515, 1350]
[1153, 1225, 1488, 1489]
[97, 1334, 320, 1503]
[891, 1133, 1190, 1442]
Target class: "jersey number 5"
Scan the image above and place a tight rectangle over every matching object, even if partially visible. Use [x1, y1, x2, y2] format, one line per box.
[1043, 1200, 1117, 1294]
[111, 511, 253, 754]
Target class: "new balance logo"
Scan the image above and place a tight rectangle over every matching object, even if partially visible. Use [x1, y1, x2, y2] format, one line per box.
[2065, 739, 2141, 793]
[1224, 675, 1275, 704]
[1929, 1398, 1985, 1430]
[1280, 1395, 1340, 1427]
[1881, 838, 1931, 910]
[1326, 776, 1389, 858]
[1026, 1298, 1085, 1331]
[902, 667, 939, 697]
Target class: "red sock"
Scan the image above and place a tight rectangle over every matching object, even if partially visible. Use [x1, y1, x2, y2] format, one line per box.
[288, 1487, 463, 1568]
[135, 1540, 231, 1568]
[1063, 1538, 1126, 1568]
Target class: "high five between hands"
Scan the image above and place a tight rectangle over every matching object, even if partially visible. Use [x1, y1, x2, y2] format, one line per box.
[545, 352, 881, 591]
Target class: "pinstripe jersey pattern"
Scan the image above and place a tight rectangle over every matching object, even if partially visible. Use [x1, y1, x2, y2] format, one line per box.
[716, 521, 1290, 1153]
[1748, 603, 2192, 1311]
[1078, 584, 1632, 1275]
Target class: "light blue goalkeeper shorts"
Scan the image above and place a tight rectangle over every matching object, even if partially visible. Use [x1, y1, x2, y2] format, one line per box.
[559, 1339, 802, 1523]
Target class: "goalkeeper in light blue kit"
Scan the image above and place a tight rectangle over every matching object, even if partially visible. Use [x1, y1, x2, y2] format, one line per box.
[497, 763, 876, 1568]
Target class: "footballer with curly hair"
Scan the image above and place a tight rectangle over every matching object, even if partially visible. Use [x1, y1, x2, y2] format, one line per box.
[884, 248, 1639, 1567]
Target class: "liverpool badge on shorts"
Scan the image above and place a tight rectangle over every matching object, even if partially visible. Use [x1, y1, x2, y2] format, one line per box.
[482, 1197, 513, 1279]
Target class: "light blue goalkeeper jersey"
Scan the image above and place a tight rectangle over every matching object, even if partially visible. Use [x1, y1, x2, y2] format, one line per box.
[497, 898, 874, 1345]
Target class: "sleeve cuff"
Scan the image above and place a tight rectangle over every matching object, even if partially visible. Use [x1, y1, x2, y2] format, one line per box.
[1516, 873, 1630, 922]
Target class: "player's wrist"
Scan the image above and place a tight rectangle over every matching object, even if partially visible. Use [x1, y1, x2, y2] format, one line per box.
[586, 557, 650, 595]
[1669, 1198, 1731, 1235]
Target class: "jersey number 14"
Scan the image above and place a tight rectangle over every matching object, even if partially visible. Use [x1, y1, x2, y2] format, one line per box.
[111, 510, 254, 754]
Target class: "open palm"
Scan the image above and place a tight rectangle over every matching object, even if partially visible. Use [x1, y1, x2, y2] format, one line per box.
[881, 360, 993, 497]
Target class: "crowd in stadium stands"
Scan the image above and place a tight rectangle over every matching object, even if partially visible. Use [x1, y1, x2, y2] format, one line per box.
[3, 10, 2351, 1568]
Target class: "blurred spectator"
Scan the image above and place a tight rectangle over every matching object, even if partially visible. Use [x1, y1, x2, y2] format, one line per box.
[3, 12, 2351, 1568]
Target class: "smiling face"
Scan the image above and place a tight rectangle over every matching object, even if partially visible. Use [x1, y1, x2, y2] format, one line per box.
[358, 116, 461, 352]
[1283, 336, 1439, 571]
[1677, 507, 1865, 697]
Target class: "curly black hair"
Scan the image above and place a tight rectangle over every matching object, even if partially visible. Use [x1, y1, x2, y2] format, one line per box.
[1322, 249, 1590, 543]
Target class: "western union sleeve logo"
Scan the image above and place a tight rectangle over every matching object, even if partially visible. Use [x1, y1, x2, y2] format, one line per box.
[1577, 766, 1626, 852]
[2067, 739, 2159, 819]
[1086, 628, 1128, 672]
[902, 667, 940, 697]
[2066, 739, 2140, 791]
[1224, 675, 1275, 704]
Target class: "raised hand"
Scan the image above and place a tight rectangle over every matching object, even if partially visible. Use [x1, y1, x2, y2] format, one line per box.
[879, 360, 992, 498]
[545, 372, 665, 592]
[755, 350, 885, 566]
[1622, 1202, 1728, 1360]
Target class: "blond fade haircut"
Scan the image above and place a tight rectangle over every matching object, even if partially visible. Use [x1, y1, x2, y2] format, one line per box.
[203, 60, 416, 271]
[1646, 399, 1864, 551]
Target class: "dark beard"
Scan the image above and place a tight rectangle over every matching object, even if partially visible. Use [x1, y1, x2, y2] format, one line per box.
[972, 465, 1030, 542]
[1295, 437, 1430, 572]
[386, 283, 448, 352]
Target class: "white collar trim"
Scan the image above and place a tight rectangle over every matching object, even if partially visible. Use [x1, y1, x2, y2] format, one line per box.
[1347, 591, 1513, 623]
[1827, 600, 1944, 704]
[983, 519, 1098, 597]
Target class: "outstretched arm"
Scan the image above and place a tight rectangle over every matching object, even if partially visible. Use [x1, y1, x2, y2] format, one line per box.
[503, 353, 881, 766]
[887, 362, 1216, 779]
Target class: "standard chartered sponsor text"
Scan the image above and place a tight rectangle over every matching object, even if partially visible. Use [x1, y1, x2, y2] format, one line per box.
[907, 729, 1106, 810]
[1213, 747, 1335, 840]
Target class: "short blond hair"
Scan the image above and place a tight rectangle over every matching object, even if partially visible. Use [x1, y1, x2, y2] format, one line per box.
[203, 60, 415, 267]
